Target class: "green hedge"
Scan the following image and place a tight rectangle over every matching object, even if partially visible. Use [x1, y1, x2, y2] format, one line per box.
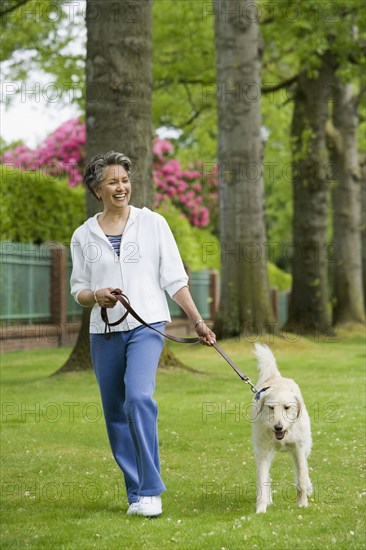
[0, 165, 86, 244]
[156, 200, 220, 271]
[268, 262, 292, 291]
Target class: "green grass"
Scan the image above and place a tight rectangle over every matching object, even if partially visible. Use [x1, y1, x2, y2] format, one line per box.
[1, 328, 365, 549]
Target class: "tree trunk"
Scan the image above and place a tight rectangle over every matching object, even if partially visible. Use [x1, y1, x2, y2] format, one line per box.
[287, 53, 334, 333]
[360, 155, 366, 312]
[52, 308, 91, 375]
[84, 0, 153, 207]
[328, 81, 365, 325]
[213, 0, 275, 339]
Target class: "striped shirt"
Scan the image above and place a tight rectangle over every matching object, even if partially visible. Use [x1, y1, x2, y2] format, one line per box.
[106, 234, 122, 257]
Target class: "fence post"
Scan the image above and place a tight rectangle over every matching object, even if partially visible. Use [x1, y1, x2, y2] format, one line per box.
[209, 270, 220, 319]
[50, 243, 67, 346]
[271, 287, 279, 322]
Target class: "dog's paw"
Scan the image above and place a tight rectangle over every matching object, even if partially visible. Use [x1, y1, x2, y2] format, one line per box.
[256, 503, 268, 513]
[297, 499, 309, 508]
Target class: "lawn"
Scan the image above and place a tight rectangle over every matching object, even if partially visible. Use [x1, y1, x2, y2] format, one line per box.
[0, 327, 365, 549]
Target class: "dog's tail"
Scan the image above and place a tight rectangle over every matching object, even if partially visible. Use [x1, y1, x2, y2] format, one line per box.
[253, 343, 281, 385]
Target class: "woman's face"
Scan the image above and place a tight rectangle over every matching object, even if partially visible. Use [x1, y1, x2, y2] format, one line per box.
[97, 164, 131, 210]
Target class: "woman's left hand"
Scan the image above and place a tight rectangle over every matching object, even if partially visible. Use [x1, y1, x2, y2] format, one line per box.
[195, 322, 216, 346]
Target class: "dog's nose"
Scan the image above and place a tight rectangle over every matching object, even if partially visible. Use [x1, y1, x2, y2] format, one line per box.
[274, 424, 283, 432]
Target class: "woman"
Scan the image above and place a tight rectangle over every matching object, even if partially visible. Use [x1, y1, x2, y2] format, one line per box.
[70, 151, 216, 517]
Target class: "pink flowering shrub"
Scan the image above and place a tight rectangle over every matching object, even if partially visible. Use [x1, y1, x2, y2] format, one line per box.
[1, 119, 218, 227]
[2, 118, 86, 186]
[153, 138, 218, 227]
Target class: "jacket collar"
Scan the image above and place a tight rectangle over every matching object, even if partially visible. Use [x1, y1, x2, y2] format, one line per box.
[86, 205, 141, 239]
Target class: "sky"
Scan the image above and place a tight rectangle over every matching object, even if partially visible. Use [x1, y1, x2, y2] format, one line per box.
[0, 84, 180, 149]
[1, 96, 80, 148]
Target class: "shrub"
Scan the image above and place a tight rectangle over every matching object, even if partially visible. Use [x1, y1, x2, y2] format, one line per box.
[153, 139, 218, 229]
[0, 165, 85, 244]
[1, 119, 218, 230]
[2, 118, 86, 186]
[268, 262, 292, 291]
[156, 200, 220, 271]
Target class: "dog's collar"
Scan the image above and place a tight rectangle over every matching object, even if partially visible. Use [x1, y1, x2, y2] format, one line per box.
[254, 386, 271, 401]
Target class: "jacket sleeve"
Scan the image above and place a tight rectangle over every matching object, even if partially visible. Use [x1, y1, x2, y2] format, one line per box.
[157, 215, 189, 297]
[70, 228, 92, 304]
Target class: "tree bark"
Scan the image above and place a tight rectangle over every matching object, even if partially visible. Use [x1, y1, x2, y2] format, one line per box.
[287, 53, 334, 333]
[213, 0, 275, 339]
[361, 156, 366, 311]
[328, 81, 365, 325]
[52, 308, 91, 375]
[84, 0, 153, 207]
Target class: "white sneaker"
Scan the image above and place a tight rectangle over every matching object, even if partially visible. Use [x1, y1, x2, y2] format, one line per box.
[126, 502, 139, 515]
[137, 495, 162, 517]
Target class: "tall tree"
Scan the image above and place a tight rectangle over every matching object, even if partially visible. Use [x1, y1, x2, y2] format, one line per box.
[57, 0, 153, 373]
[213, 0, 275, 338]
[327, 81, 365, 324]
[361, 155, 366, 310]
[286, 52, 335, 332]
[262, 0, 365, 333]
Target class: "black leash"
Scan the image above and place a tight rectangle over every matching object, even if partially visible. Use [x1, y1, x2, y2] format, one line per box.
[101, 289, 259, 394]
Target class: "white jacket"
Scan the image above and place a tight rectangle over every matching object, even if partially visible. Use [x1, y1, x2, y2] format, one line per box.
[70, 206, 188, 333]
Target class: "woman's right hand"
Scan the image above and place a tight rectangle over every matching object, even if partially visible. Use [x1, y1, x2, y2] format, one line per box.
[94, 287, 118, 308]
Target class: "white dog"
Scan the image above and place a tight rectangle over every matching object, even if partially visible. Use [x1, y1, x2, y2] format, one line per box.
[251, 343, 312, 513]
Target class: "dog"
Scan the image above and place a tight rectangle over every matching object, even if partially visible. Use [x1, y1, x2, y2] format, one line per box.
[251, 343, 312, 513]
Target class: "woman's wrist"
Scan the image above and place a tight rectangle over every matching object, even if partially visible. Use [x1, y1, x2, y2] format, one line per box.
[76, 289, 98, 308]
[194, 319, 205, 329]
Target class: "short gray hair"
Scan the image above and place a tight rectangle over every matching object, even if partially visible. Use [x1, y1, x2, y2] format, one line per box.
[83, 151, 132, 200]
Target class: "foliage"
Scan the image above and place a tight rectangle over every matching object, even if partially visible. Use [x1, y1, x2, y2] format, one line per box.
[1, 331, 365, 548]
[156, 200, 220, 271]
[268, 262, 292, 291]
[260, 0, 366, 76]
[257, 0, 366, 269]
[152, 0, 217, 162]
[0, 165, 85, 243]
[3, 1, 365, 268]
[0, 136, 24, 156]
[1, 0, 85, 108]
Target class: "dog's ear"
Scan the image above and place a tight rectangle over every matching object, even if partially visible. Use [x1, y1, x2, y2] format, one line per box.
[252, 394, 265, 417]
[257, 391, 269, 414]
[258, 395, 265, 413]
[295, 395, 303, 418]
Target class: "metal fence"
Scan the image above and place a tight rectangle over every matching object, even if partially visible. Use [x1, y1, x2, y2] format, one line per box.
[0, 242, 289, 326]
[0, 243, 52, 323]
[0, 243, 215, 324]
[66, 256, 83, 320]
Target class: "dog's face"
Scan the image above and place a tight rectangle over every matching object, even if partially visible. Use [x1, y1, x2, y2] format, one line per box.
[253, 387, 301, 440]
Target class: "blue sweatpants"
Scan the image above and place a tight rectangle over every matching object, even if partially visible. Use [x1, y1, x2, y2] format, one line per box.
[90, 323, 166, 504]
